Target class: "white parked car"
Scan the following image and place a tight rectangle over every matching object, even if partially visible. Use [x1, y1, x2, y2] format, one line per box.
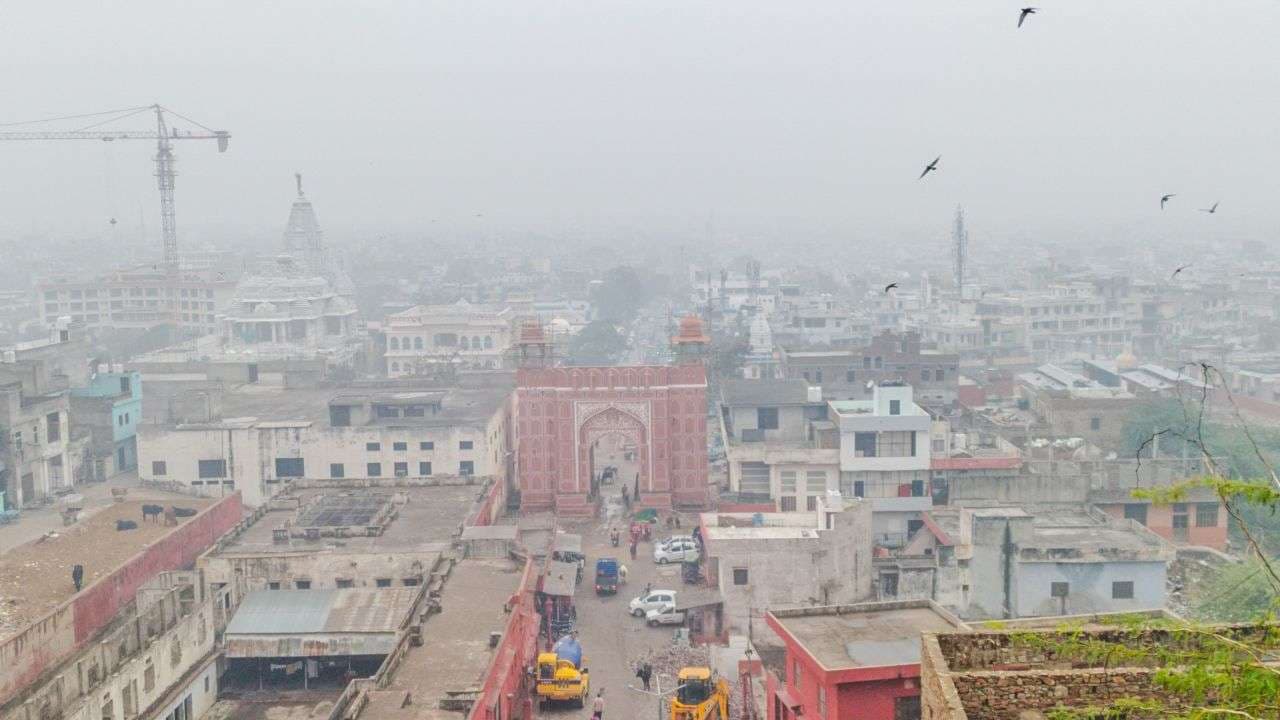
[646, 604, 686, 627]
[653, 538, 699, 564]
[630, 590, 677, 617]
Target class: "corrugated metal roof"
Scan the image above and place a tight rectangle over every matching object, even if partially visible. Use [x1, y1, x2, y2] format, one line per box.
[225, 588, 417, 636]
[226, 590, 335, 635]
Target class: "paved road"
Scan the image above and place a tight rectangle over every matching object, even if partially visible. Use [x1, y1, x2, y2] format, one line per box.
[543, 487, 688, 720]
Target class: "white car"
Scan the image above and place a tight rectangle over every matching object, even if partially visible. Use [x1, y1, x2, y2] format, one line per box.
[653, 539, 700, 564]
[646, 604, 686, 627]
[630, 590, 677, 617]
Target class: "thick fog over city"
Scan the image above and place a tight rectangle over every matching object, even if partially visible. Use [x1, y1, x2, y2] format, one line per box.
[1, 3, 1279, 720]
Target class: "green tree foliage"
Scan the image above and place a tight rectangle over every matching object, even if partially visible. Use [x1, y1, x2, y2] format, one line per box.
[591, 265, 652, 324]
[1191, 559, 1277, 623]
[1122, 398, 1280, 553]
[567, 320, 627, 365]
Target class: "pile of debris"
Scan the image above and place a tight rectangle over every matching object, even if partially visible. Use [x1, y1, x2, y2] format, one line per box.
[638, 643, 754, 720]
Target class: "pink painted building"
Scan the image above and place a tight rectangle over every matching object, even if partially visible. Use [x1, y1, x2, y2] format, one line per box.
[765, 601, 966, 720]
[513, 317, 710, 515]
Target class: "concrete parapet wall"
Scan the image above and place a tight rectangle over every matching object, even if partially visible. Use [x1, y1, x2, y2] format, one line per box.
[0, 493, 243, 707]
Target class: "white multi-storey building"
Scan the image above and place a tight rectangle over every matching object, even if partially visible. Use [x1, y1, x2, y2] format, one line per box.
[383, 300, 515, 376]
[831, 381, 933, 541]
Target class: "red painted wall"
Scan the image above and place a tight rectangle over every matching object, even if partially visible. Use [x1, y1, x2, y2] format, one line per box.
[72, 493, 244, 643]
[0, 493, 243, 707]
[515, 364, 709, 512]
[957, 384, 986, 408]
[469, 558, 540, 720]
[834, 676, 921, 719]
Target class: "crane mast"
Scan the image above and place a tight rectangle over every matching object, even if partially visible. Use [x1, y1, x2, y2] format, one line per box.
[0, 104, 230, 271]
[152, 106, 179, 269]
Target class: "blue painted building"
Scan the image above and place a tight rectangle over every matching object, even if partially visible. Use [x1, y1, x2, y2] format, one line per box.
[70, 369, 142, 477]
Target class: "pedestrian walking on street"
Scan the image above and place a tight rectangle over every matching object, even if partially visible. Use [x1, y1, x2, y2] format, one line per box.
[591, 689, 605, 719]
[636, 661, 653, 691]
[618, 564, 628, 584]
[629, 540, 637, 560]
[71, 564, 84, 592]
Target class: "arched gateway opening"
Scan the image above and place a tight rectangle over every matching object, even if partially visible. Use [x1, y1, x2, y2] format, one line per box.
[513, 317, 710, 517]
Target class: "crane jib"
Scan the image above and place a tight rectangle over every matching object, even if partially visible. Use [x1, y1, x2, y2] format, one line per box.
[0, 105, 230, 268]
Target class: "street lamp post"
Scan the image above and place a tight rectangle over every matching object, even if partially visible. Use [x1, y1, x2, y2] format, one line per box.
[628, 675, 688, 720]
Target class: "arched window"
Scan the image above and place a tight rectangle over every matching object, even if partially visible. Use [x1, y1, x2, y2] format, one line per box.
[484, 336, 494, 349]
[472, 336, 483, 350]
[389, 337, 399, 350]
[462, 336, 472, 350]
[391, 361, 400, 373]
[414, 337, 424, 350]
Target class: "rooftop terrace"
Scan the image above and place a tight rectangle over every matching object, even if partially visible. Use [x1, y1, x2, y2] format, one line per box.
[0, 498, 214, 641]
[210, 483, 478, 557]
[770, 601, 965, 671]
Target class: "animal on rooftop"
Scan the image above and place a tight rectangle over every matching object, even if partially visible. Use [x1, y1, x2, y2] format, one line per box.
[142, 504, 163, 522]
[116, 519, 138, 531]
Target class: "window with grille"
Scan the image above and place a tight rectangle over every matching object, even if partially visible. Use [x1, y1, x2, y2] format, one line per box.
[756, 408, 779, 430]
[780, 496, 797, 512]
[152, 461, 167, 476]
[733, 568, 749, 585]
[274, 458, 304, 478]
[197, 460, 226, 478]
[878, 431, 914, 458]
[330, 463, 344, 479]
[367, 463, 382, 477]
[1196, 503, 1219, 527]
[1123, 503, 1147, 525]
[780, 470, 797, 494]
[1112, 581, 1134, 599]
[393, 442, 408, 451]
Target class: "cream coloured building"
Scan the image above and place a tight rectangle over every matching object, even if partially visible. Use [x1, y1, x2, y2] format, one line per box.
[383, 300, 515, 376]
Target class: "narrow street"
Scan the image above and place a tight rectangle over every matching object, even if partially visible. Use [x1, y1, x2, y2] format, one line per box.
[543, 451, 691, 720]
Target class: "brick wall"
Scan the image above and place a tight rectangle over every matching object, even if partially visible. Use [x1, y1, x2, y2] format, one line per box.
[920, 627, 1267, 719]
[948, 668, 1169, 718]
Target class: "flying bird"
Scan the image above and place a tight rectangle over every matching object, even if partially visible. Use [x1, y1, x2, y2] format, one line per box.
[1200, 202, 1219, 214]
[884, 282, 899, 293]
[1171, 264, 1191, 279]
[918, 156, 940, 180]
[1160, 194, 1176, 210]
[1018, 7, 1037, 28]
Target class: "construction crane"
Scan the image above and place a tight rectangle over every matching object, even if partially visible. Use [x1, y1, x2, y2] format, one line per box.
[0, 104, 230, 270]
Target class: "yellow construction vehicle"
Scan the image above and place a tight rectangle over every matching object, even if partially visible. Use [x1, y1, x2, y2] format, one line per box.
[670, 667, 730, 720]
[535, 636, 590, 709]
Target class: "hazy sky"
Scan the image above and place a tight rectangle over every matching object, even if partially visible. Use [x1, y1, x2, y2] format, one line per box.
[0, 1, 1276, 248]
